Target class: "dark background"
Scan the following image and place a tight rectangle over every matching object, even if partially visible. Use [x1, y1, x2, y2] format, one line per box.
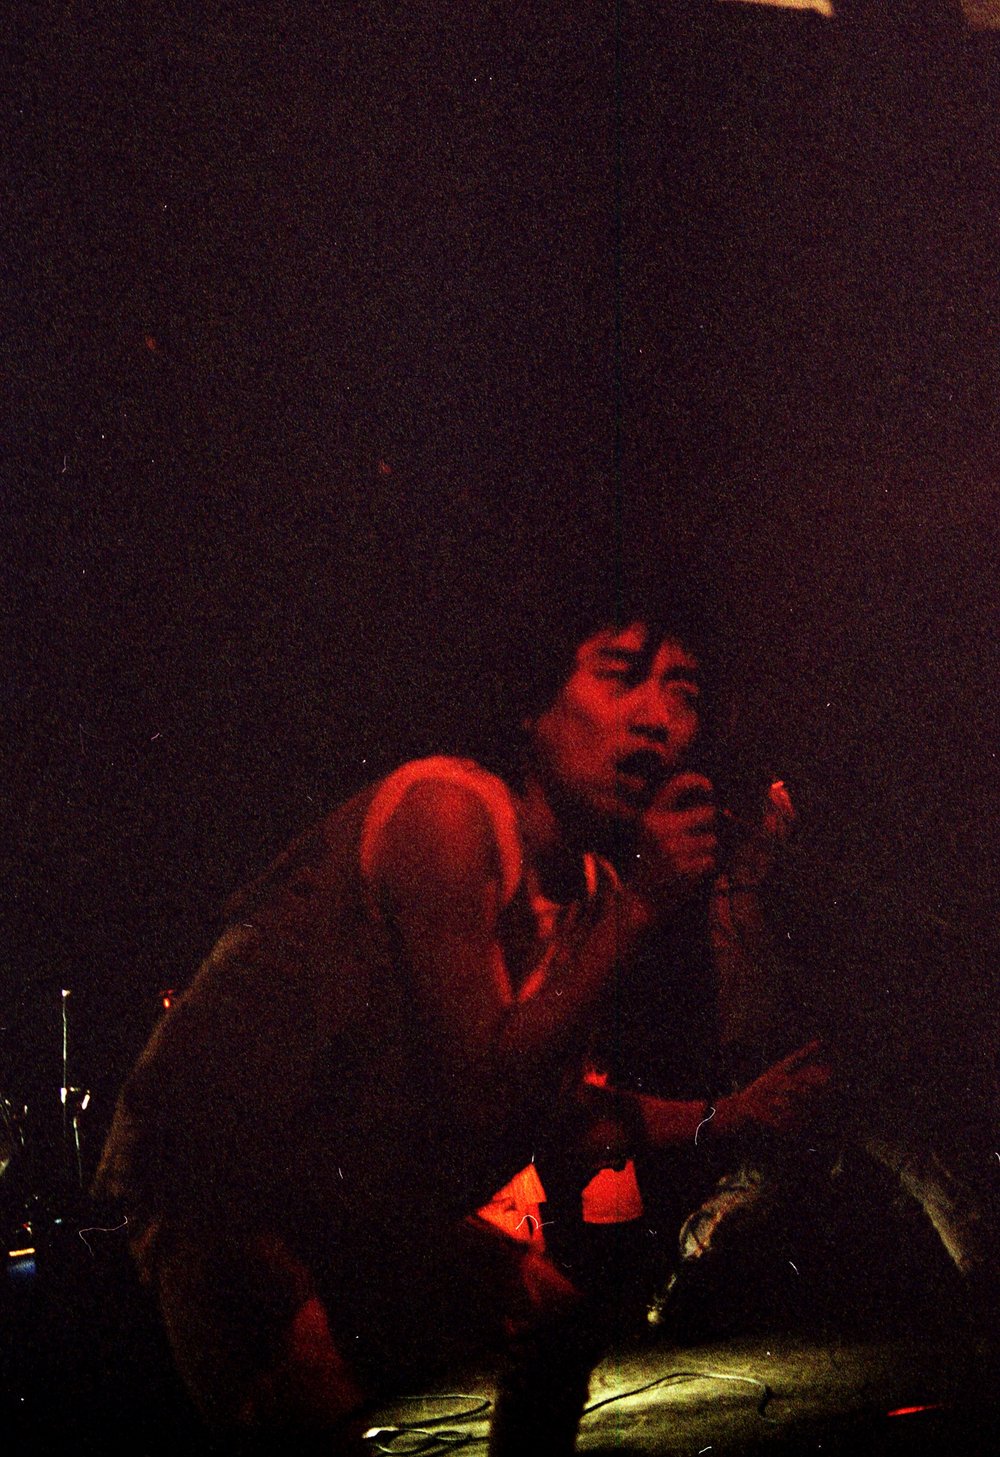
[4, 3, 998, 1199]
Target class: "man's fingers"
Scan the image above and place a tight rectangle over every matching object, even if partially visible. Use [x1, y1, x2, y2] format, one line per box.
[644, 805, 716, 834]
[653, 772, 715, 812]
[774, 1038, 825, 1072]
[680, 855, 717, 880]
[790, 1063, 832, 1088]
[677, 805, 717, 830]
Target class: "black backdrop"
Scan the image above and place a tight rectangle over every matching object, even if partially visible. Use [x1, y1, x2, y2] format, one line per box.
[5, 3, 998, 1191]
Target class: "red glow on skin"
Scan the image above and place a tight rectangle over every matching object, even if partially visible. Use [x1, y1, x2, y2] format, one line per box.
[144, 335, 159, 352]
[377, 460, 392, 476]
[886, 1404, 946, 1417]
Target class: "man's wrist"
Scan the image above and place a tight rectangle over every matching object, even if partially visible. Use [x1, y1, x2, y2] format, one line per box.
[706, 1092, 743, 1140]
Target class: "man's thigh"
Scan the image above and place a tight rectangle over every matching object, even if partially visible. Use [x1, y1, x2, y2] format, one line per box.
[315, 1213, 580, 1389]
[152, 1224, 366, 1433]
[149, 1214, 577, 1432]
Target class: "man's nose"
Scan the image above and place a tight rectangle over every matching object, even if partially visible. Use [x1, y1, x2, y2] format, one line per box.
[632, 717, 670, 745]
[630, 689, 674, 743]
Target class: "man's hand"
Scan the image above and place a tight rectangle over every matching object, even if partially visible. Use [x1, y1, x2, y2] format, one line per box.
[715, 1039, 832, 1137]
[631, 771, 718, 910]
[726, 778, 798, 891]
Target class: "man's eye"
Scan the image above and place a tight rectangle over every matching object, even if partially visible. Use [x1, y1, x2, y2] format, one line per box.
[667, 683, 700, 705]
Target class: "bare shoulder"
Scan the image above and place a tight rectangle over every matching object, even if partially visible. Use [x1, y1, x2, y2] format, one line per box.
[372, 778, 504, 909]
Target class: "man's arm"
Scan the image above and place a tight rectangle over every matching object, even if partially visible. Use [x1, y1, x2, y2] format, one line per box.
[563, 1039, 832, 1180]
[635, 1039, 831, 1146]
[372, 779, 655, 1118]
[375, 775, 830, 1154]
[711, 779, 800, 1074]
[578, 777, 830, 1164]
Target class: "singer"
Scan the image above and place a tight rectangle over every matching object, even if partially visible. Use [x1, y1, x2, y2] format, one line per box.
[94, 590, 829, 1453]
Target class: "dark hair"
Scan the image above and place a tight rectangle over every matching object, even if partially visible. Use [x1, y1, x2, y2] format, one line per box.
[468, 569, 727, 784]
[510, 573, 721, 724]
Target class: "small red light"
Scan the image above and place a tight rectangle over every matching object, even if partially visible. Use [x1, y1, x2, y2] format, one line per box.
[886, 1404, 945, 1418]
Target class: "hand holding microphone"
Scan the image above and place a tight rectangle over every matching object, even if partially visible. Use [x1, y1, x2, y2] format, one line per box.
[632, 771, 719, 911]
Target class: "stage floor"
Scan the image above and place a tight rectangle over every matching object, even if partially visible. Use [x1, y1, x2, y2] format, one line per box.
[2, 1222, 996, 1455]
[364, 1326, 996, 1456]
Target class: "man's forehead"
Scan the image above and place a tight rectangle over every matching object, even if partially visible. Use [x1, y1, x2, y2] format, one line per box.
[575, 621, 699, 673]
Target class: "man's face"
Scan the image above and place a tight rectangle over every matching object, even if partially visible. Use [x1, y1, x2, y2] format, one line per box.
[529, 621, 702, 833]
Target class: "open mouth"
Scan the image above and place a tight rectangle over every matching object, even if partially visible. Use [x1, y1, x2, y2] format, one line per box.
[616, 749, 669, 798]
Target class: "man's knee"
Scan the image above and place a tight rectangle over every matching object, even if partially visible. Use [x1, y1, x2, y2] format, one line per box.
[151, 1226, 366, 1436]
[512, 1246, 586, 1323]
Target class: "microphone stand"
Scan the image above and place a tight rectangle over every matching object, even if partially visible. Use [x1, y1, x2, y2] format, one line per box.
[59, 989, 90, 1191]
